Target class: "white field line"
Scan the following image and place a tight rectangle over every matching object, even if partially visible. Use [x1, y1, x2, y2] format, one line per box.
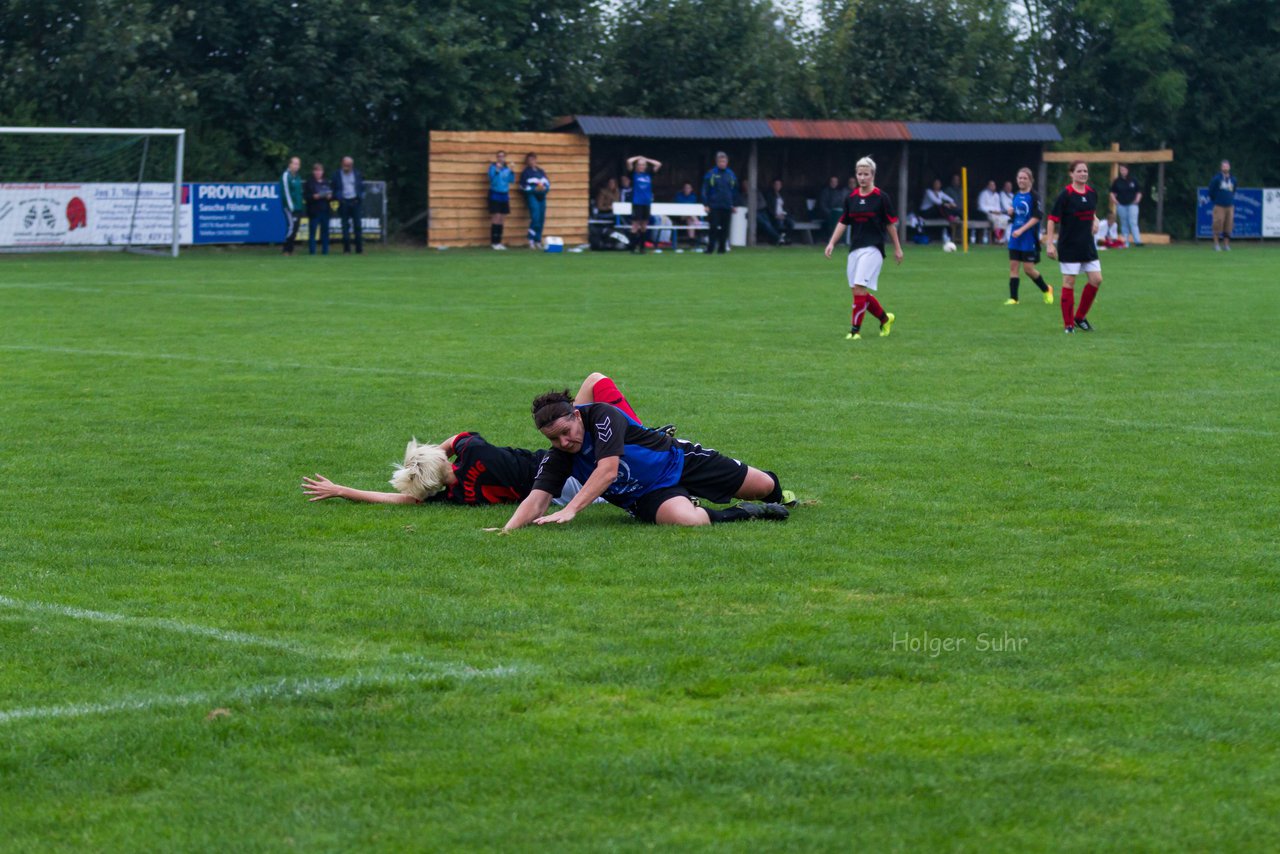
[0, 594, 329, 658]
[0, 665, 524, 725]
[2, 342, 1273, 438]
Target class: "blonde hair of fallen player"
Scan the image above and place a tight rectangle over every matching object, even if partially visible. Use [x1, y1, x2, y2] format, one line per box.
[824, 157, 904, 336]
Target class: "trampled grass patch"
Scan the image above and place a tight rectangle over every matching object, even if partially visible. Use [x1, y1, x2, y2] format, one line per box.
[2, 243, 1278, 849]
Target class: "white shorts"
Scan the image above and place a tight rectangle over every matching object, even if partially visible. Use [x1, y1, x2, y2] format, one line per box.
[846, 247, 884, 290]
[1059, 260, 1101, 276]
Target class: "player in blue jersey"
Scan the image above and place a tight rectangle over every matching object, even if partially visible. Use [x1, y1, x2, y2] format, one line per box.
[625, 154, 662, 254]
[496, 390, 792, 530]
[1003, 167, 1055, 306]
[487, 150, 515, 250]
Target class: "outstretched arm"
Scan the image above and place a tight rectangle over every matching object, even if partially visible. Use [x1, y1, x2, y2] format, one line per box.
[535, 456, 619, 526]
[302, 474, 419, 504]
[499, 489, 555, 532]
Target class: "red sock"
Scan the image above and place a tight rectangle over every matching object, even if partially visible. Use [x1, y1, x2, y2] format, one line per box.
[866, 294, 887, 323]
[1076, 283, 1099, 320]
[1060, 286, 1075, 328]
[851, 294, 869, 329]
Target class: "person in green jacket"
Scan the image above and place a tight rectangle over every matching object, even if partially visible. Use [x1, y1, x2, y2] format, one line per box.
[280, 155, 304, 255]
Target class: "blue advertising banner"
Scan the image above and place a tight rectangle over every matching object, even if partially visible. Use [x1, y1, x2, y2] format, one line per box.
[1196, 187, 1263, 238]
[185, 181, 387, 245]
[189, 182, 287, 244]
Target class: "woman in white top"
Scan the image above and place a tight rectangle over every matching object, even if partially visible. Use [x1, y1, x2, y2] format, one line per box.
[977, 180, 1007, 244]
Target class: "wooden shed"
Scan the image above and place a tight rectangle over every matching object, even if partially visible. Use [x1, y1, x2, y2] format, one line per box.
[427, 131, 589, 248]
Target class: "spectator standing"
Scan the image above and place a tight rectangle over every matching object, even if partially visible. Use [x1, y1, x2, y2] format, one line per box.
[701, 151, 738, 255]
[763, 179, 795, 245]
[487, 150, 514, 250]
[280, 155, 303, 255]
[520, 152, 551, 249]
[977, 180, 1005, 244]
[1109, 164, 1143, 248]
[625, 155, 661, 254]
[303, 161, 333, 256]
[335, 156, 365, 254]
[817, 176, 846, 241]
[1208, 160, 1236, 251]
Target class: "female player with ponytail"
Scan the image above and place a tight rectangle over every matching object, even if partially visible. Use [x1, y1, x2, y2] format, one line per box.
[1003, 166, 1055, 306]
[1045, 160, 1103, 333]
[824, 156, 904, 341]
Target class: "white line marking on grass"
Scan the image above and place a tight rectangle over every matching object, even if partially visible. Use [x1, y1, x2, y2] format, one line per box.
[0, 595, 325, 658]
[0, 282, 104, 293]
[0, 665, 524, 725]
[0, 344, 555, 386]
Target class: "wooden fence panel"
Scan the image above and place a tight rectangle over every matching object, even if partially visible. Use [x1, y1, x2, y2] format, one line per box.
[428, 130, 590, 248]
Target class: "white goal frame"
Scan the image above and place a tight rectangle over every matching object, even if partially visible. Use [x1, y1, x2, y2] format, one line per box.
[0, 126, 185, 257]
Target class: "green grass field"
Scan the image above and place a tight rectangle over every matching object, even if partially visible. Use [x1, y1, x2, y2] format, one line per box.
[2, 242, 1278, 850]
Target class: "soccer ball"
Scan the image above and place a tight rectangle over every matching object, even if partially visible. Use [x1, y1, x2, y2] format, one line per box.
[943, 240, 957, 253]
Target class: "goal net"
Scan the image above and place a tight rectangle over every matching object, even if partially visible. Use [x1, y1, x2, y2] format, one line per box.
[0, 127, 185, 256]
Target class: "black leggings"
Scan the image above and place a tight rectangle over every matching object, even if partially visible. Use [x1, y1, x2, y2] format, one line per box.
[708, 208, 732, 254]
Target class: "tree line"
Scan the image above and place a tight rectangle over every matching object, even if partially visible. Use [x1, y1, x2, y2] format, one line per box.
[1, 0, 1276, 236]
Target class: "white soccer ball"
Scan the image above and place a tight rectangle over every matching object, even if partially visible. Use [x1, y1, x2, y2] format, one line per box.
[943, 240, 957, 253]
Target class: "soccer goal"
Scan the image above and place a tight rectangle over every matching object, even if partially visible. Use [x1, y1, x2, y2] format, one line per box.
[0, 127, 186, 256]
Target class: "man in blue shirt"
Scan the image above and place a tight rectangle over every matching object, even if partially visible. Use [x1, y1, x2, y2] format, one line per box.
[487, 151, 514, 250]
[497, 389, 792, 530]
[625, 154, 661, 254]
[335, 156, 365, 254]
[1208, 159, 1237, 252]
[701, 151, 739, 255]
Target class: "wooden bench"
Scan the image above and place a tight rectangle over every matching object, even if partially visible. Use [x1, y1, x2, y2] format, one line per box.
[612, 202, 709, 249]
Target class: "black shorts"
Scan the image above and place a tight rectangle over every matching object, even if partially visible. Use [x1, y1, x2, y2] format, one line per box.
[1009, 247, 1040, 263]
[630, 442, 750, 524]
[488, 198, 510, 215]
[631, 204, 651, 224]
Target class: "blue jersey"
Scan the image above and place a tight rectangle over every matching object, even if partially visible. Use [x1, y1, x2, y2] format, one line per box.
[488, 163, 514, 200]
[1007, 191, 1042, 252]
[1208, 173, 1236, 207]
[531, 403, 683, 509]
[630, 171, 654, 206]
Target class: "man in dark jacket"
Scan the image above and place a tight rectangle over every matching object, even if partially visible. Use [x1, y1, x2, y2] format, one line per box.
[700, 151, 738, 255]
[334, 156, 365, 254]
[817, 175, 846, 241]
[303, 162, 333, 255]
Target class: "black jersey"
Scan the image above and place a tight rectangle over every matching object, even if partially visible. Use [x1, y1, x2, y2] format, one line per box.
[1048, 184, 1099, 263]
[427, 432, 540, 505]
[1110, 176, 1139, 205]
[840, 188, 898, 256]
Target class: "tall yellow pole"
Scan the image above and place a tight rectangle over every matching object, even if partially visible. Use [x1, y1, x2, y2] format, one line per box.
[961, 167, 969, 253]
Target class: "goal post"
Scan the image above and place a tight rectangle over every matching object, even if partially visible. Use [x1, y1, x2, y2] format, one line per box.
[0, 126, 186, 257]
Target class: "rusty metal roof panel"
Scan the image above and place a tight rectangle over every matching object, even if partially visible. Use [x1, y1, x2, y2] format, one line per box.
[767, 119, 910, 141]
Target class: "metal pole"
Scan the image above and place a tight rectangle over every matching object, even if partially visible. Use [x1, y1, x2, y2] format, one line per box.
[747, 140, 758, 247]
[1156, 140, 1166, 234]
[172, 131, 185, 258]
[961, 167, 969, 253]
[1037, 146, 1048, 205]
[898, 141, 909, 243]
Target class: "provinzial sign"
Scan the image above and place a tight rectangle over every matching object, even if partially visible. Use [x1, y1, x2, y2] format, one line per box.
[0, 181, 387, 248]
[1195, 187, 1274, 238]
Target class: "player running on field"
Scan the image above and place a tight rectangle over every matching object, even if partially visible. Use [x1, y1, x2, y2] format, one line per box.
[301, 373, 639, 507]
[1045, 160, 1103, 333]
[497, 392, 794, 530]
[1003, 166, 1055, 306]
[824, 156, 904, 341]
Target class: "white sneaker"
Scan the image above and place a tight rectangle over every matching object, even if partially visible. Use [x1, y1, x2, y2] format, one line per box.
[496, 244, 507, 251]
[492, 244, 501, 250]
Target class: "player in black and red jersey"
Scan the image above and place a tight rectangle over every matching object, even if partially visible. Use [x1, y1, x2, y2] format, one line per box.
[1045, 160, 1103, 333]
[300, 373, 639, 507]
[824, 156, 904, 340]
